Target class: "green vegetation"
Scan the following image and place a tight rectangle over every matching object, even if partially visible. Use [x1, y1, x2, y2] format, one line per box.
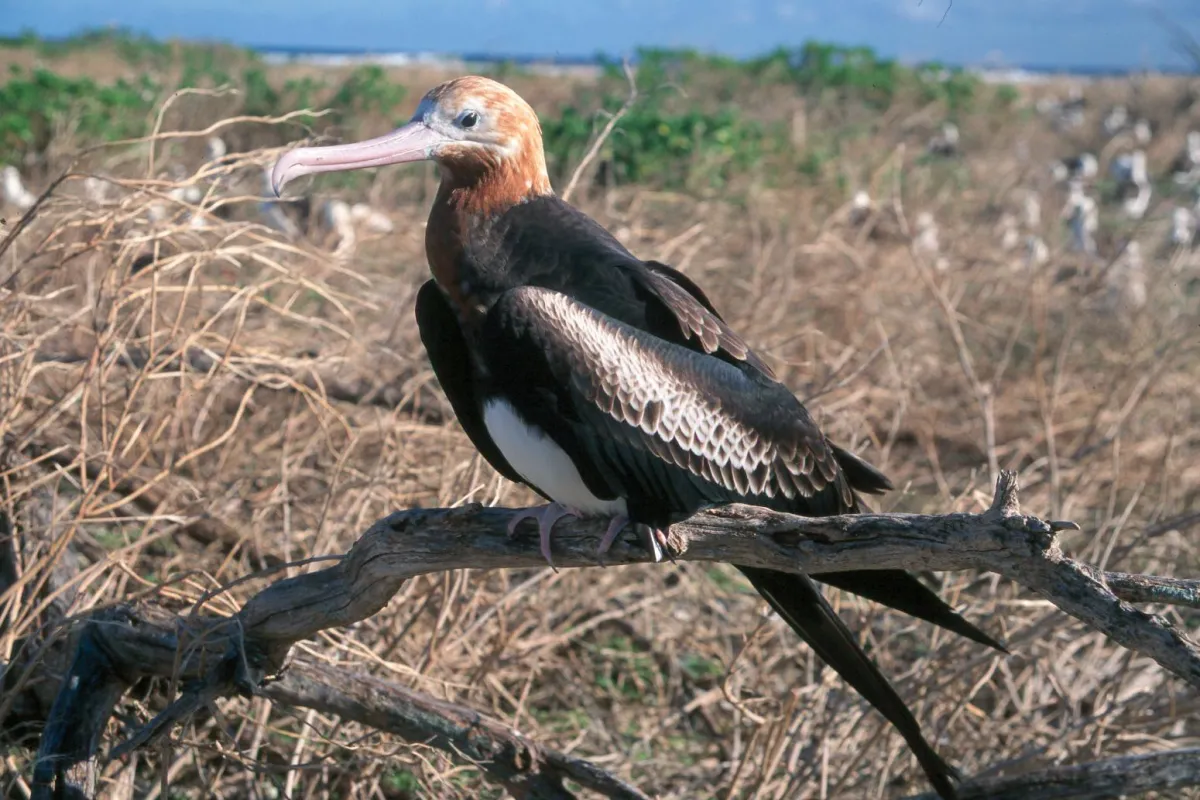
[0, 66, 157, 156]
[0, 30, 1011, 192]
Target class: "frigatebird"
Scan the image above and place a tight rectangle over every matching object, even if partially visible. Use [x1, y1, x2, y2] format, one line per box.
[272, 76, 1004, 799]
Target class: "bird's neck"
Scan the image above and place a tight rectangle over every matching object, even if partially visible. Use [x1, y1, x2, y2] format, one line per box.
[424, 161, 549, 333]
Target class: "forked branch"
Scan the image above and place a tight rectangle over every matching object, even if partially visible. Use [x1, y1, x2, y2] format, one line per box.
[26, 471, 1200, 798]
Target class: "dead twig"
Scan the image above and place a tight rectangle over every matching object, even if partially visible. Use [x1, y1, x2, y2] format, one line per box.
[560, 60, 638, 204]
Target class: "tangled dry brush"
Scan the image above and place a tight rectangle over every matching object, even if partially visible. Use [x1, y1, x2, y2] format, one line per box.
[2, 67, 1200, 799]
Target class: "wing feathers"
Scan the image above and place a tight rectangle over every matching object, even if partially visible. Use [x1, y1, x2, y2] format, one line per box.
[484, 286, 846, 510]
[637, 267, 777, 379]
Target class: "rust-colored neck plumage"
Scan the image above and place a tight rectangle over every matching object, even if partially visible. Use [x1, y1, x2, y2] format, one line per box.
[425, 134, 552, 326]
[437, 137, 552, 216]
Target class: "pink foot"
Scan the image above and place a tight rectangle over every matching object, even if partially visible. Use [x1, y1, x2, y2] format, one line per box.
[507, 502, 582, 569]
[596, 514, 630, 565]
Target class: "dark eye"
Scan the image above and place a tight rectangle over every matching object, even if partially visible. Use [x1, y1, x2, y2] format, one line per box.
[458, 111, 479, 129]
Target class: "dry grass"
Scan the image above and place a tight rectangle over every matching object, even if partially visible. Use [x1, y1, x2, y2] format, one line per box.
[2, 61, 1200, 800]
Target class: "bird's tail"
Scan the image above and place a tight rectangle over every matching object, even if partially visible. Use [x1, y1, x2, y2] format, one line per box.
[812, 570, 1008, 653]
[737, 565, 961, 800]
[819, 443, 1008, 653]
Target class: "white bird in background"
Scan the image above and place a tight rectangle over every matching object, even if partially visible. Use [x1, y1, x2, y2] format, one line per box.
[1102, 104, 1129, 137]
[914, 211, 949, 270]
[1063, 180, 1098, 255]
[1025, 235, 1050, 269]
[322, 198, 357, 259]
[1110, 149, 1152, 220]
[83, 176, 112, 206]
[2, 165, 37, 212]
[350, 202, 394, 234]
[1170, 205, 1196, 248]
[1110, 149, 1148, 186]
[927, 122, 960, 157]
[1170, 131, 1200, 187]
[1106, 241, 1147, 311]
[996, 213, 1021, 251]
[205, 136, 228, 163]
[848, 189, 873, 225]
[1051, 153, 1098, 185]
[1133, 118, 1153, 146]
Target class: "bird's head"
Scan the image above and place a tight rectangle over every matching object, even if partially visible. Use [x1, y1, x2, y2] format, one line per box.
[271, 75, 551, 206]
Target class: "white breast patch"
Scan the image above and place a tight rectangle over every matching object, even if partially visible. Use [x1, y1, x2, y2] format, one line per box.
[482, 398, 628, 517]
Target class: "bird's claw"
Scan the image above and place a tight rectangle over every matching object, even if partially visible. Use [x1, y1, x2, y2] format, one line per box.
[594, 517, 669, 565]
[639, 525, 671, 564]
[596, 514, 630, 566]
[507, 502, 582, 570]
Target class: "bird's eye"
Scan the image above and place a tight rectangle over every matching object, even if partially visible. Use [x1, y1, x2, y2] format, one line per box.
[458, 111, 479, 129]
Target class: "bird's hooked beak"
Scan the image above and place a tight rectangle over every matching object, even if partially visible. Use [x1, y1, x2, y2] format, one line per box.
[271, 119, 447, 197]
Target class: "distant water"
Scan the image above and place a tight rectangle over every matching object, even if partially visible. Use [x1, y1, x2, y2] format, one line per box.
[253, 45, 1190, 82]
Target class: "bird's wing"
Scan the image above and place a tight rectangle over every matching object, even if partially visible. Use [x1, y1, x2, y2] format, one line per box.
[480, 284, 850, 514]
[414, 279, 530, 489]
[631, 260, 778, 379]
[483, 284, 1006, 654]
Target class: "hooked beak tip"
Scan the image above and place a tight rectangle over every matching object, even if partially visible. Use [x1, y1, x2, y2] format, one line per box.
[270, 157, 293, 198]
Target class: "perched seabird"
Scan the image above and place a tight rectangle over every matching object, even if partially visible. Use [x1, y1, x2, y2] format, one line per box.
[2, 165, 37, 212]
[272, 75, 1005, 800]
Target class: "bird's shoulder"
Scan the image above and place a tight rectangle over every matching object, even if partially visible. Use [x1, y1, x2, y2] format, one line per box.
[491, 196, 774, 378]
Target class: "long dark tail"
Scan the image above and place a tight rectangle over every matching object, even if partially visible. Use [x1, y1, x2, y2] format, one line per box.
[812, 570, 1008, 652]
[737, 565, 960, 800]
[819, 443, 1007, 652]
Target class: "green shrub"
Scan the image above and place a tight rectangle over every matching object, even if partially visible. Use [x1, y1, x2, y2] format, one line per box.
[542, 102, 767, 189]
[328, 65, 408, 126]
[0, 66, 158, 161]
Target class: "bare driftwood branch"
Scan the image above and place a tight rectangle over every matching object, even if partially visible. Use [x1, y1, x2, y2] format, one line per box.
[263, 659, 653, 800]
[906, 747, 1200, 800]
[25, 471, 1200, 798]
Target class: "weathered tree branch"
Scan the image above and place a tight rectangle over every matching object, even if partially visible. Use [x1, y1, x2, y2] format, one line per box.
[263, 659, 652, 800]
[906, 747, 1200, 800]
[23, 472, 1200, 798]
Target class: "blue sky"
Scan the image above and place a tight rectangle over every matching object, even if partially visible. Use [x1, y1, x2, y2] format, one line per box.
[3, 0, 1199, 70]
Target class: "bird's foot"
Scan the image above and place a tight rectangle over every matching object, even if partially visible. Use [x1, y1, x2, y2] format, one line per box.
[594, 516, 669, 565]
[506, 502, 582, 570]
[596, 514, 630, 566]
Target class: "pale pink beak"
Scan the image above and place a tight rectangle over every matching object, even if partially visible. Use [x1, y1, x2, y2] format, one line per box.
[271, 120, 447, 196]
